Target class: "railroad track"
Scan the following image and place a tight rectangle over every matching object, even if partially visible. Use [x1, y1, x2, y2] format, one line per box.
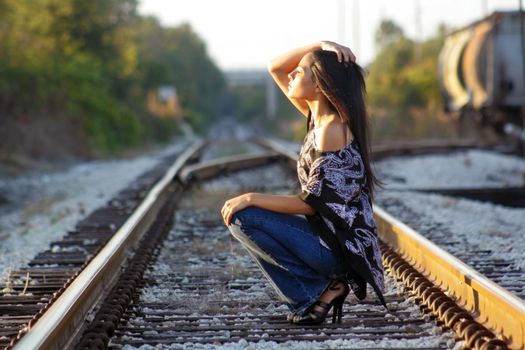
[1, 137, 523, 349]
[0, 140, 205, 349]
[390, 187, 525, 208]
[97, 165, 455, 349]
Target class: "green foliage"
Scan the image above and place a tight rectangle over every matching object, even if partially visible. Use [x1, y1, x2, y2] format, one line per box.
[182, 109, 208, 135]
[133, 19, 225, 132]
[374, 19, 405, 51]
[0, 0, 225, 159]
[230, 86, 266, 122]
[367, 19, 453, 140]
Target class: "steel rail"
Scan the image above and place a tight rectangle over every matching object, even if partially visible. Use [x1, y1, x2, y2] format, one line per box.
[178, 151, 283, 184]
[256, 137, 525, 350]
[12, 139, 207, 350]
[375, 206, 525, 349]
[393, 186, 525, 207]
[254, 136, 505, 162]
[370, 139, 485, 160]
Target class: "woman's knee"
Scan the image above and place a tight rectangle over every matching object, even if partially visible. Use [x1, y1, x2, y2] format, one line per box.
[230, 206, 265, 227]
[228, 206, 269, 243]
[227, 208, 260, 246]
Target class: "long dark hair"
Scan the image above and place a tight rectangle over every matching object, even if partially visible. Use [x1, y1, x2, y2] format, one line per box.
[307, 50, 381, 200]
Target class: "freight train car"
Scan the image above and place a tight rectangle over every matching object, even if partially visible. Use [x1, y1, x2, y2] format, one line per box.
[438, 11, 525, 142]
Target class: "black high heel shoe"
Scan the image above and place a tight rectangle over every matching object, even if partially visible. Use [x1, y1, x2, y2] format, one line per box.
[292, 280, 350, 325]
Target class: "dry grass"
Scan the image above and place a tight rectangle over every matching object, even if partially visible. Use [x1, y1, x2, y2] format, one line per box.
[22, 193, 67, 220]
[228, 263, 252, 280]
[1, 271, 13, 295]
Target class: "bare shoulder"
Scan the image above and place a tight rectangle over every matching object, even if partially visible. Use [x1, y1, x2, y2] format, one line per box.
[316, 122, 350, 152]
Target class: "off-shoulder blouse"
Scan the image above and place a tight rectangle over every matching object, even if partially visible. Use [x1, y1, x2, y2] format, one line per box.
[297, 126, 386, 306]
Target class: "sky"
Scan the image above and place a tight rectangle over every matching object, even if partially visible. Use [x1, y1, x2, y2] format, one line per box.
[138, 0, 521, 70]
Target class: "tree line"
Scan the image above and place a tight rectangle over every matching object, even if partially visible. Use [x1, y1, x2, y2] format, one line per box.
[0, 6, 456, 165]
[367, 19, 455, 141]
[0, 0, 225, 162]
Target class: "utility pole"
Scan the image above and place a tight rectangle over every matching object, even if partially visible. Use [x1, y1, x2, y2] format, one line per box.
[519, 0, 525, 156]
[481, 0, 488, 17]
[414, 0, 422, 62]
[353, 0, 360, 55]
[338, 0, 346, 43]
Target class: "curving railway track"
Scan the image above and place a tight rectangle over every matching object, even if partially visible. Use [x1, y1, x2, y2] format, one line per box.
[96, 163, 455, 349]
[0, 136, 523, 349]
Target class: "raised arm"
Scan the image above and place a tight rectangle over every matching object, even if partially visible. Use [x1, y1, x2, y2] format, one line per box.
[267, 41, 357, 118]
[267, 42, 322, 117]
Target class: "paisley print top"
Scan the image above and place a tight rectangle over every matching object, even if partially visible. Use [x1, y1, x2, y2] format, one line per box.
[297, 125, 386, 306]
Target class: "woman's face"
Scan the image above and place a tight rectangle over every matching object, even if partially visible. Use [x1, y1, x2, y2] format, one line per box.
[287, 53, 317, 100]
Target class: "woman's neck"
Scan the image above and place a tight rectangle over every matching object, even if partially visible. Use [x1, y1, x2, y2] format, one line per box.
[306, 99, 338, 128]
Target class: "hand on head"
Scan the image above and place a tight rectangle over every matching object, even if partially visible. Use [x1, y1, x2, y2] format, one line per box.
[320, 41, 356, 64]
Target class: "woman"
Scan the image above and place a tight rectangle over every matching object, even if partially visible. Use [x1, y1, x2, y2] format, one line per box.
[220, 41, 386, 325]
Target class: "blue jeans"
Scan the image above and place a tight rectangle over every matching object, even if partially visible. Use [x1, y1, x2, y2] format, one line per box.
[227, 206, 346, 315]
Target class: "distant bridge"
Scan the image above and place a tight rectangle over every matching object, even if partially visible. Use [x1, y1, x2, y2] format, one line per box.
[224, 69, 278, 118]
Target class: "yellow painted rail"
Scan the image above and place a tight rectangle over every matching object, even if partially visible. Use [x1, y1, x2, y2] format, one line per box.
[374, 206, 525, 350]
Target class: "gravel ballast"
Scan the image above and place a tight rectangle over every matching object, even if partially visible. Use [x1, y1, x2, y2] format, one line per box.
[374, 149, 525, 297]
[0, 138, 190, 280]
